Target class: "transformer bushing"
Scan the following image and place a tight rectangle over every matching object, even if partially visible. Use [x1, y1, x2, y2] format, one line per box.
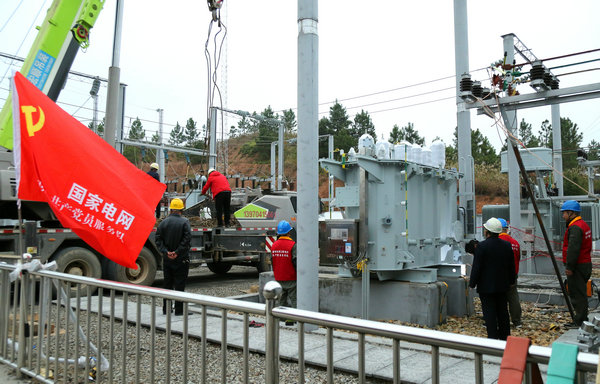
[320, 153, 463, 282]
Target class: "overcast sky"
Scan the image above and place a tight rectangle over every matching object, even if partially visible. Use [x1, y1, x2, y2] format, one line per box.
[1, 0, 599, 154]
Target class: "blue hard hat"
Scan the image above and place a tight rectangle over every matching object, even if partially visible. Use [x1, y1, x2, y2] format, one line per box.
[498, 218, 508, 228]
[277, 220, 292, 235]
[560, 200, 581, 212]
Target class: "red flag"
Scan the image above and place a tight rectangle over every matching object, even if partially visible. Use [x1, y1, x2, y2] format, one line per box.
[12, 72, 165, 268]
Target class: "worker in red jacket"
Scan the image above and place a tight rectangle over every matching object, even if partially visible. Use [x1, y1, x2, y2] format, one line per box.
[498, 218, 522, 328]
[561, 200, 592, 326]
[201, 168, 232, 227]
[271, 220, 297, 324]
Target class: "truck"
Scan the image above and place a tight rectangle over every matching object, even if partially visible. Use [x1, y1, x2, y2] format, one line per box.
[0, 148, 276, 286]
[0, 0, 281, 286]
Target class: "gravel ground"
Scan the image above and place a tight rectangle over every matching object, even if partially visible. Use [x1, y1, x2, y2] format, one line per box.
[2, 266, 387, 383]
[2, 265, 595, 383]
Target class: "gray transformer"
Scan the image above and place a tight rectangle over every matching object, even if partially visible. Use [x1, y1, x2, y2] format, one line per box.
[320, 155, 464, 282]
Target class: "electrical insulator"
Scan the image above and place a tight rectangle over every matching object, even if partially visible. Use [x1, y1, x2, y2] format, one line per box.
[164, 150, 169, 162]
[551, 76, 560, 90]
[471, 81, 483, 98]
[459, 74, 473, 93]
[90, 77, 100, 96]
[482, 88, 492, 100]
[543, 71, 553, 87]
[141, 147, 146, 158]
[530, 62, 545, 81]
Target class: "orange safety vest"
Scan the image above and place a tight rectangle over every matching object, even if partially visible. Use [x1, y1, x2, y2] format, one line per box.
[499, 233, 521, 275]
[562, 216, 592, 264]
[271, 237, 296, 281]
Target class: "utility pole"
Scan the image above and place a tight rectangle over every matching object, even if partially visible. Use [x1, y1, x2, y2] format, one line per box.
[278, 121, 284, 190]
[551, 104, 564, 196]
[116, 83, 126, 154]
[297, 0, 319, 322]
[453, 0, 476, 238]
[104, 0, 124, 149]
[271, 142, 277, 190]
[502, 34, 522, 242]
[157, 108, 165, 183]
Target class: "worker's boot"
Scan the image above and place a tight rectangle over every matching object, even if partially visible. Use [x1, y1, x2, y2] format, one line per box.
[174, 301, 184, 316]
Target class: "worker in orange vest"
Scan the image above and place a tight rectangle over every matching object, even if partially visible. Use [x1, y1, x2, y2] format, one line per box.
[498, 218, 522, 328]
[270, 220, 297, 325]
[561, 200, 592, 326]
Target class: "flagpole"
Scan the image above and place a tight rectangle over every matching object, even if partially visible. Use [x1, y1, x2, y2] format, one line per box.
[17, 200, 23, 259]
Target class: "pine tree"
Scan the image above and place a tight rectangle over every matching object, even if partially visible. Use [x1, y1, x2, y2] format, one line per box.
[184, 117, 199, 147]
[388, 122, 425, 146]
[169, 122, 185, 146]
[318, 101, 353, 158]
[388, 125, 402, 144]
[282, 109, 297, 133]
[351, 110, 376, 141]
[128, 117, 145, 140]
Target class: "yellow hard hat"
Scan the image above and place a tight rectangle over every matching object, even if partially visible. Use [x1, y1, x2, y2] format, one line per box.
[169, 198, 184, 210]
[150, 163, 159, 170]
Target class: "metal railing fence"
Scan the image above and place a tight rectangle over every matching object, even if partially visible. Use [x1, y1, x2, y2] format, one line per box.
[0, 262, 598, 383]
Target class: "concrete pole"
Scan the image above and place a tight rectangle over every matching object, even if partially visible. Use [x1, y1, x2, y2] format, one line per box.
[104, 0, 124, 149]
[453, 0, 475, 237]
[209, 107, 217, 170]
[503, 34, 522, 244]
[157, 108, 165, 183]
[297, 0, 319, 318]
[278, 122, 284, 190]
[551, 104, 564, 196]
[329, 135, 334, 217]
[271, 141, 276, 190]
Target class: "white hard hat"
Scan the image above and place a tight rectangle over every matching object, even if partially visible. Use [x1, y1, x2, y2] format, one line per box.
[150, 163, 159, 170]
[208, 168, 216, 175]
[483, 217, 503, 234]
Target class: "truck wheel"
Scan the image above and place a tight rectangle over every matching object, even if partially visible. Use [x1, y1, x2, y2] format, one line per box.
[107, 247, 157, 286]
[256, 253, 271, 273]
[53, 247, 102, 295]
[207, 262, 232, 275]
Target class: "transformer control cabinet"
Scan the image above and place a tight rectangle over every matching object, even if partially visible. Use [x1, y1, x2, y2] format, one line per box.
[319, 219, 358, 267]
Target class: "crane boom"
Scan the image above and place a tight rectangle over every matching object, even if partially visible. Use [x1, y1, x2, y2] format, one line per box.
[0, 0, 105, 150]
